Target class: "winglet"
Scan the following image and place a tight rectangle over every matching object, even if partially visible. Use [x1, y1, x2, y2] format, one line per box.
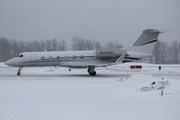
[115, 52, 127, 64]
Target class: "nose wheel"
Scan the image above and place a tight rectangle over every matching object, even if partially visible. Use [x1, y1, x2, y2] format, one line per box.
[17, 67, 23, 76]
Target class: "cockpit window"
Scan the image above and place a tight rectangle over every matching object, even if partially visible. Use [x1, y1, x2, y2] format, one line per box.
[19, 54, 23, 57]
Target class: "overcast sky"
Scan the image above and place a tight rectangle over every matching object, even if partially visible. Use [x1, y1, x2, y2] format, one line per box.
[0, 0, 180, 47]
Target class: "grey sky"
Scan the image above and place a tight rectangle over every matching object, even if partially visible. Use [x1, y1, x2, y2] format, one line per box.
[0, 0, 180, 47]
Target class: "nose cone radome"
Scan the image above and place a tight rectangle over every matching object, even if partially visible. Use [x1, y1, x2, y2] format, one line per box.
[5, 58, 16, 66]
[5, 59, 12, 66]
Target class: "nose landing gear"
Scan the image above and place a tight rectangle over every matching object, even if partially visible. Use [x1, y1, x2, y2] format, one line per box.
[17, 67, 23, 76]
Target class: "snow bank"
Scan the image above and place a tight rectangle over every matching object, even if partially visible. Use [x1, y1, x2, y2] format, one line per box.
[0, 62, 7, 67]
[116, 74, 180, 95]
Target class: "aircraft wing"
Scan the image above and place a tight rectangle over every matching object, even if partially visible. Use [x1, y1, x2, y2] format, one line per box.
[115, 52, 127, 64]
[95, 52, 127, 67]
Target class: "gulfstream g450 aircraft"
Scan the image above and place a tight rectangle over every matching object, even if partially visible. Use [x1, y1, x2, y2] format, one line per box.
[5, 29, 163, 76]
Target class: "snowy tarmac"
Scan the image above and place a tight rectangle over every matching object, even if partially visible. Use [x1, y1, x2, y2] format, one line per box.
[0, 63, 180, 120]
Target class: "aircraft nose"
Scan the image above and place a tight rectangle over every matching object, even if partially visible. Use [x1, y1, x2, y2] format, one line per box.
[5, 60, 11, 66]
[5, 59, 14, 66]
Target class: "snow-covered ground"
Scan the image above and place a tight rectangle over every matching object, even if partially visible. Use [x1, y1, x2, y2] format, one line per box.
[0, 63, 180, 120]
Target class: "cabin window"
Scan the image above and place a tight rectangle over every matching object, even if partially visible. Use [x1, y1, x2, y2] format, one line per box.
[65, 56, 68, 59]
[41, 56, 45, 60]
[57, 56, 60, 59]
[49, 56, 53, 59]
[80, 55, 84, 59]
[19, 54, 23, 58]
[72, 56, 76, 59]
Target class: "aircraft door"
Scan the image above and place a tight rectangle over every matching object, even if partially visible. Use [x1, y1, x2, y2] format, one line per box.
[30, 54, 37, 65]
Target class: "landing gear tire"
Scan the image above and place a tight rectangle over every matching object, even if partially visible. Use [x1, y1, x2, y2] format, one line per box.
[89, 71, 96, 76]
[17, 72, 21, 76]
[17, 67, 23, 76]
[87, 66, 96, 76]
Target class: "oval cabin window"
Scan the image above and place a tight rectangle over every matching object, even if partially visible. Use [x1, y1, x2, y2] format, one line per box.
[80, 55, 84, 59]
[57, 56, 60, 59]
[49, 56, 53, 59]
[65, 56, 68, 59]
[72, 56, 76, 59]
[41, 56, 45, 60]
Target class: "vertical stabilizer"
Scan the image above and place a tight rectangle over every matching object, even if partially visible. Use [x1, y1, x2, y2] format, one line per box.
[131, 29, 162, 54]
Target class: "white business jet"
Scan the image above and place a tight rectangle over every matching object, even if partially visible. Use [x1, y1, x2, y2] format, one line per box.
[5, 29, 162, 76]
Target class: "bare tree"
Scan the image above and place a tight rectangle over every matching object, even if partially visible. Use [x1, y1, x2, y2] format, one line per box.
[46, 39, 53, 51]
[10, 40, 19, 57]
[40, 41, 46, 51]
[58, 39, 67, 51]
[71, 36, 86, 50]
[153, 40, 170, 64]
[167, 46, 173, 64]
[171, 40, 179, 64]
[93, 41, 101, 49]
[30, 40, 42, 52]
[153, 40, 161, 64]
[52, 38, 58, 51]
[84, 39, 102, 50]
[85, 39, 94, 50]
[0, 38, 11, 61]
[71, 36, 102, 50]
[104, 41, 122, 49]
[160, 41, 168, 64]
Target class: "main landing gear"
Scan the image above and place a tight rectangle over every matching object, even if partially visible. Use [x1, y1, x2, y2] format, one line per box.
[17, 67, 23, 76]
[88, 66, 96, 76]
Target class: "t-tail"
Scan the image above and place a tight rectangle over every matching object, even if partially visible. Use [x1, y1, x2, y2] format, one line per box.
[128, 29, 163, 59]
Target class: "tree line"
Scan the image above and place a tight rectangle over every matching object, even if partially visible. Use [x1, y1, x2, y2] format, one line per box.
[0, 37, 179, 64]
[152, 40, 180, 64]
[139, 40, 180, 64]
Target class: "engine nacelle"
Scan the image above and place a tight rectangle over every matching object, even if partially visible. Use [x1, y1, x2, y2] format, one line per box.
[95, 49, 125, 59]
